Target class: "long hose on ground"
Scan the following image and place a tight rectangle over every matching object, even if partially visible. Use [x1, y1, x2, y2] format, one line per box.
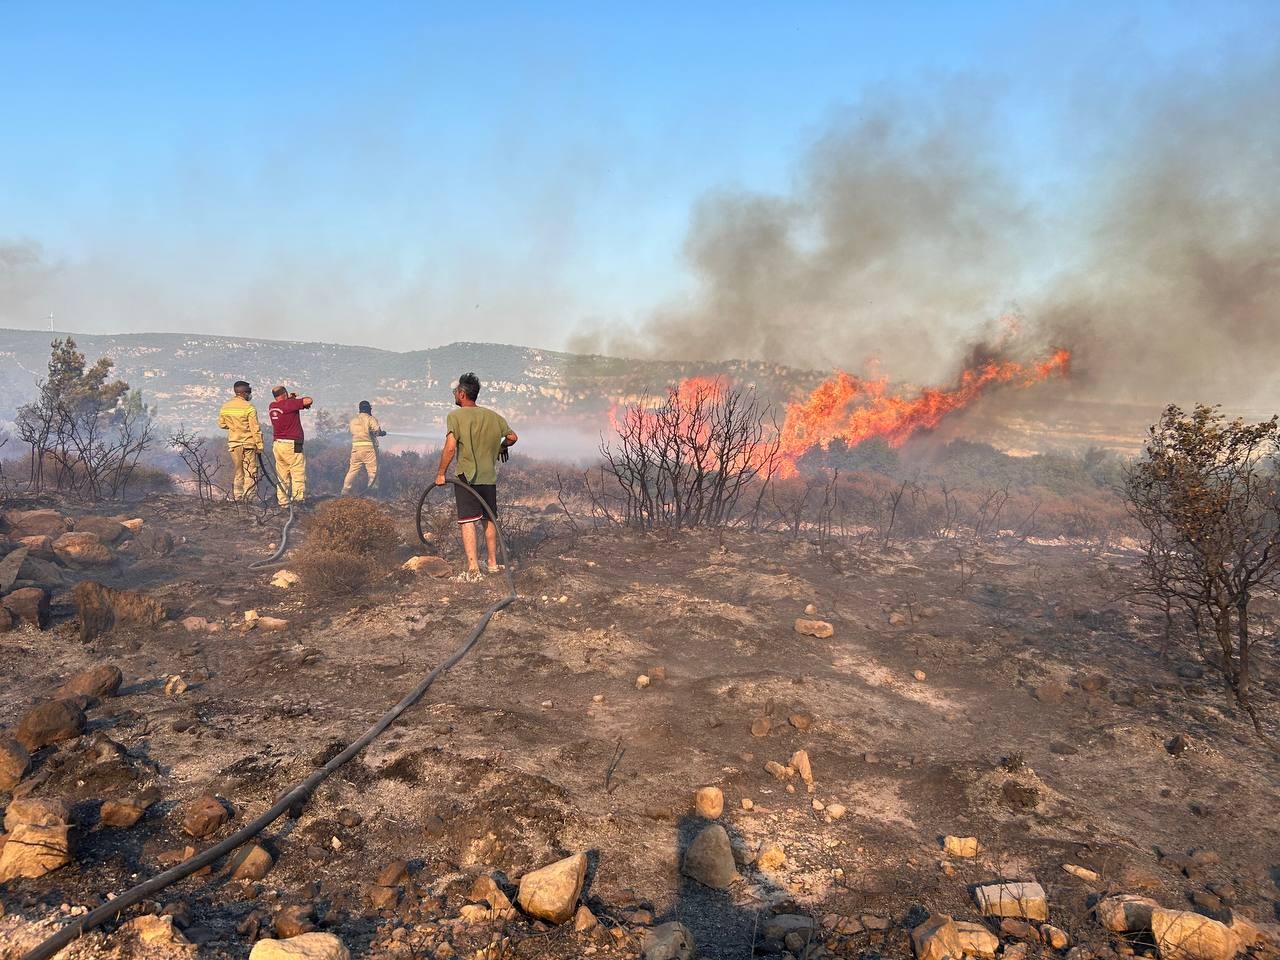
[23, 480, 514, 960]
[247, 450, 296, 570]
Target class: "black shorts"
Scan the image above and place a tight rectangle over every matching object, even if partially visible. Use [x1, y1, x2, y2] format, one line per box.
[455, 482, 498, 524]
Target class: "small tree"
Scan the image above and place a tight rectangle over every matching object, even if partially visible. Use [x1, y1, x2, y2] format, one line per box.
[1125, 403, 1280, 741]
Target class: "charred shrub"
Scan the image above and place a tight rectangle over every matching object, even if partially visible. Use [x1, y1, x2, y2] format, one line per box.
[304, 497, 399, 557]
[296, 548, 374, 596]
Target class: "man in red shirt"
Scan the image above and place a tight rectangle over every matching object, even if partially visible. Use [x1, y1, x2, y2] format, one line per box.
[268, 385, 313, 506]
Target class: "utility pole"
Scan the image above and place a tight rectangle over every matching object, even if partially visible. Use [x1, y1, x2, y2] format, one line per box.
[47, 312, 54, 334]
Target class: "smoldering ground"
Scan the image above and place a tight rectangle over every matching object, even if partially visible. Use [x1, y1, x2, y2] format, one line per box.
[576, 56, 1280, 410]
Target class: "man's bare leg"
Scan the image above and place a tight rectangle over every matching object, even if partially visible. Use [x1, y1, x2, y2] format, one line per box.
[483, 519, 499, 568]
[460, 520, 481, 572]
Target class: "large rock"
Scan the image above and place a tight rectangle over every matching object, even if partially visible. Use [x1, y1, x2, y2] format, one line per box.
[16, 699, 85, 750]
[73, 515, 129, 545]
[3, 587, 50, 628]
[249, 933, 351, 960]
[1151, 909, 1240, 960]
[794, 618, 834, 639]
[0, 546, 29, 592]
[56, 663, 123, 701]
[229, 843, 275, 881]
[17, 535, 56, 561]
[516, 852, 587, 924]
[4, 796, 70, 832]
[1096, 894, 1161, 933]
[181, 793, 231, 838]
[99, 790, 159, 828]
[72, 581, 166, 640]
[973, 882, 1048, 921]
[695, 786, 724, 819]
[912, 914, 964, 960]
[642, 921, 696, 960]
[402, 556, 451, 578]
[120, 914, 191, 947]
[681, 823, 738, 890]
[0, 823, 72, 881]
[5, 509, 71, 540]
[0, 737, 30, 790]
[53, 531, 115, 567]
[954, 920, 1000, 958]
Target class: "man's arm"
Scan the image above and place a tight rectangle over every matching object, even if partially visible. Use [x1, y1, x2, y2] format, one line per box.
[435, 433, 457, 486]
[249, 409, 264, 450]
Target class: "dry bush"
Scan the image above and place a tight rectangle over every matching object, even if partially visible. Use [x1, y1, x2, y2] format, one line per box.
[305, 497, 399, 556]
[295, 548, 374, 596]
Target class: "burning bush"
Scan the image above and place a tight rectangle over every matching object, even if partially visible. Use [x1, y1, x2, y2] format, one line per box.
[304, 497, 400, 557]
[295, 549, 374, 596]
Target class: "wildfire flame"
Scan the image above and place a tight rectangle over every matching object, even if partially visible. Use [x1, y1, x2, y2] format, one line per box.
[776, 347, 1071, 471]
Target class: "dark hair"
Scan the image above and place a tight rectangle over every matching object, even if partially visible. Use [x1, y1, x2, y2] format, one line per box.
[358, 400, 372, 414]
[457, 372, 481, 401]
[233, 380, 251, 394]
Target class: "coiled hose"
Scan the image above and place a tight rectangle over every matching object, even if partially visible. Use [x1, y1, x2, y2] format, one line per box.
[23, 480, 514, 960]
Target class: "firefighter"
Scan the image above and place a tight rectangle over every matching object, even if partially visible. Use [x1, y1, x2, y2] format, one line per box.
[218, 380, 264, 501]
[268, 385, 313, 506]
[341, 400, 387, 494]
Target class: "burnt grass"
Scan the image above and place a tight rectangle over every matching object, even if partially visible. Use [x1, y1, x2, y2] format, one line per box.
[2, 491, 1279, 958]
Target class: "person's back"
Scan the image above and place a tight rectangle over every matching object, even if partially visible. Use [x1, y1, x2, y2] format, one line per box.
[445, 404, 510, 485]
[217, 380, 263, 500]
[342, 401, 385, 494]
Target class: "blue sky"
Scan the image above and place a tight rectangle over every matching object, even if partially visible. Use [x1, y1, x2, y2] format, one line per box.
[1, 1, 1276, 362]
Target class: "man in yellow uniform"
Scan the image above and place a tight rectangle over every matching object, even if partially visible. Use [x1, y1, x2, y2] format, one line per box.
[218, 380, 264, 501]
[341, 400, 387, 494]
[434, 372, 517, 580]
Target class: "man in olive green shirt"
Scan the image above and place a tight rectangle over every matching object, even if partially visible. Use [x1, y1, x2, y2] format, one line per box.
[435, 372, 518, 579]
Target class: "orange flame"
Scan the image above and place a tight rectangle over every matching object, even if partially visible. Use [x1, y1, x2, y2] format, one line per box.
[776, 347, 1070, 472]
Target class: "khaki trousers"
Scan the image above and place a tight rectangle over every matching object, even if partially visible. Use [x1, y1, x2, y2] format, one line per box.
[273, 440, 307, 505]
[341, 445, 379, 494]
[229, 446, 259, 501]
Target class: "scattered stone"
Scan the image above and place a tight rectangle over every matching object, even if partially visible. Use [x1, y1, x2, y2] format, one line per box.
[0, 546, 29, 592]
[274, 904, 317, 939]
[0, 737, 31, 790]
[1167, 733, 1191, 755]
[912, 914, 964, 960]
[16, 699, 85, 750]
[741, 798, 754, 810]
[764, 760, 789, 780]
[1078, 673, 1108, 692]
[681, 824, 737, 890]
[1151, 908, 1239, 960]
[788, 712, 813, 731]
[72, 581, 166, 640]
[181, 793, 230, 838]
[180, 616, 218, 633]
[750, 717, 771, 737]
[1001, 781, 1040, 810]
[943, 835, 980, 858]
[5, 796, 70, 832]
[99, 791, 159, 828]
[17, 536, 55, 561]
[1041, 924, 1070, 950]
[974, 881, 1049, 921]
[121, 518, 145, 533]
[5, 509, 71, 539]
[888, 611, 908, 626]
[120, 914, 191, 947]
[1000, 919, 1039, 941]
[763, 914, 817, 943]
[1004, 944, 1030, 960]
[635, 674, 650, 689]
[913, 669, 927, 681]
[56, 664, 123, 701]
[337, 809, 362, 828]
[695, 786, 724, 819]
[516, 852, 588, 924]
[641, 921, 695, 960]
[1095, 894, 1160, 933]
[954, 920, 1000, 958]
[249, 933, 352, 960]
[790, 749, 814, 790]
[257, 616, 289, 631]
[3, 586, 51, 628]
[794, 618, 834, 639]
[53, 531, 115, 566]
[74, 516, 129, 545]
[573, 904, 598, 933]
[803, 603, 817, 616]
[270, 570, 301, 589]
[229, 843, 274, 881]
[0, 823, 72, 881]
[756, 840, 786, 872]
[165, 675, 190, 696]
[1062, 863, 1100, 883]
[826, 802, 846, 821]
[402, 556, 451, 578]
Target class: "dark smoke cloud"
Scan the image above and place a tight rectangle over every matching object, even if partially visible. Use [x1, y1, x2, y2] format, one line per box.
[572, 89, 1037, 385]
[579, 57, 1280, 410]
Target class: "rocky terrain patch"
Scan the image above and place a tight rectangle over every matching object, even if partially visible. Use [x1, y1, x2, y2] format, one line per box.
[1, 493, 1278, 960]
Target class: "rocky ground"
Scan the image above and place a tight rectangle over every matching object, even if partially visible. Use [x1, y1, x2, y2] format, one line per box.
[0, 491, 1278, 960]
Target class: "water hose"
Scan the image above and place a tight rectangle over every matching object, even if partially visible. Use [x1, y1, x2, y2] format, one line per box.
[248, 450, 295, 570]
[23, 480, 514, 960]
